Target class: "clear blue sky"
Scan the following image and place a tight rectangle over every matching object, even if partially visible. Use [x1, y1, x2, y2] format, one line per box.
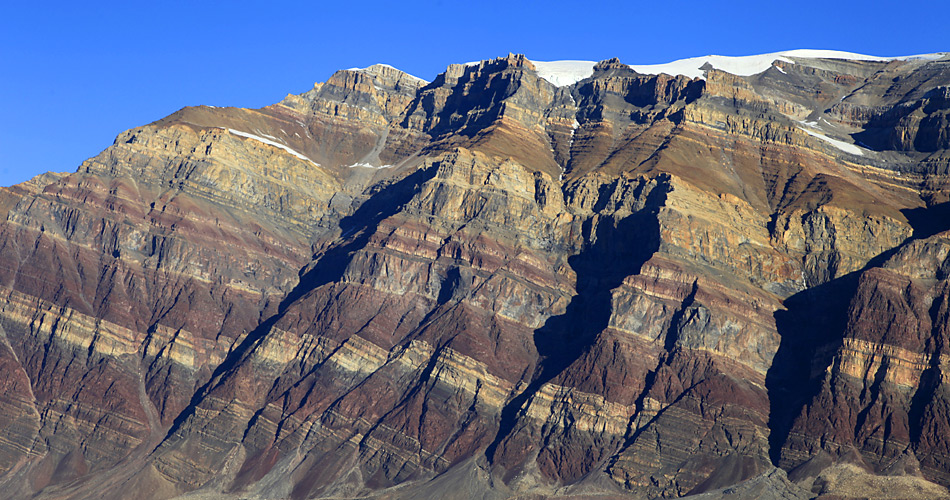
[2, 0, 947, 187]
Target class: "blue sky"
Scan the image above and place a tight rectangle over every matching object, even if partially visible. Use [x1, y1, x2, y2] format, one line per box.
[2, 0, 948, 187]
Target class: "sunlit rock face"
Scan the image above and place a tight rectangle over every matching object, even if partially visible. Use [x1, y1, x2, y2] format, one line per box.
[0, 51, 949, 500]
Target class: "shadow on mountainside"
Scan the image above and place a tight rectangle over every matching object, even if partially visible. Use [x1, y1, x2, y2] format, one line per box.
[766, 271, 860, 465]
[281, 166, 438, 308]
[401, 59, 528, 140]
[901, 201, 950, 241]
[486, 183, 668, 469]
[767, 200, 950, 466]
[160, 165, 437, 444]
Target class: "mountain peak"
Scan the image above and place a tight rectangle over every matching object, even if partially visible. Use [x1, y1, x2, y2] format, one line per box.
[345, 63, 428, 84]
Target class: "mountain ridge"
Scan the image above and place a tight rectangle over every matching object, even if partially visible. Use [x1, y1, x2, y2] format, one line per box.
[0, 50, 947, 499]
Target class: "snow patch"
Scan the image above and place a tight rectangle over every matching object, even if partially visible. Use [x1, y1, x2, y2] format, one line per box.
[628, 49, 946, 80]
[347, 163, 393, 169]
[798, 127, 864, 156]
[629, 54, 793, 79]
[531, 60, 596, 87]
[223, 128, 321, 166]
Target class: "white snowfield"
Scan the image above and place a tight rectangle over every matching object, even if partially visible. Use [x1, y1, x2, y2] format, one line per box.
[524, 50, 946, 86]
[223, 128, 322, 167]
[347, 162, 394, 169]
[531, 61, 599, 87]
[799, 127, 865, 156]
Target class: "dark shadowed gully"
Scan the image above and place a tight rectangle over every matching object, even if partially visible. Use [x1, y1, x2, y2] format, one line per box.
[488, 182, 668, 466]
[163, 165, 438, 443]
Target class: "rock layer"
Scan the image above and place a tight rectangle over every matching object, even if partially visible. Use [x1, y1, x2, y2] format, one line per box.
[0, 53, 949, 499]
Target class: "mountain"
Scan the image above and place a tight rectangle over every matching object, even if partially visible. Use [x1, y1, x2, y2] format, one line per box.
[0, 50, 948, 499]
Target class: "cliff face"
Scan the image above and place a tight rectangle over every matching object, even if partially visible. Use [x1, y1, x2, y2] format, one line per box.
[0, 52, 949, 499]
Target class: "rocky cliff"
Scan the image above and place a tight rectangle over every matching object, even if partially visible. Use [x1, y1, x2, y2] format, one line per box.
[0, 51, 949, 499]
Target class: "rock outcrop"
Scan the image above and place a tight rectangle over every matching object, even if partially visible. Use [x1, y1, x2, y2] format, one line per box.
[0, 52, 949, 499]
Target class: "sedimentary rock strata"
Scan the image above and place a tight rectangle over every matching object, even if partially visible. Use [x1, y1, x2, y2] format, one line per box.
[0, 52, 949, 499]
